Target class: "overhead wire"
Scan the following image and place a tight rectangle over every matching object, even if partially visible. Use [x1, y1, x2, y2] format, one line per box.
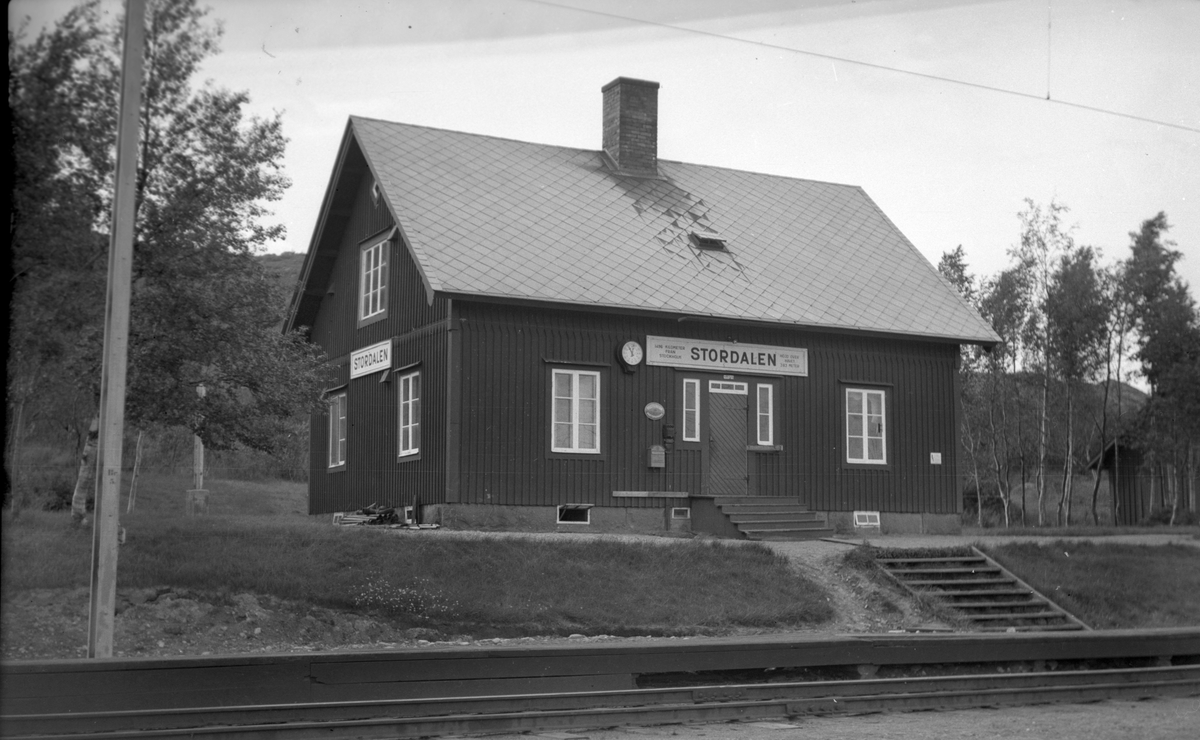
[523, 0, 1199, 135]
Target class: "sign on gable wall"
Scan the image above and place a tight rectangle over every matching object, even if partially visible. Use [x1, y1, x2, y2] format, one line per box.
[350, 340, 392, 379]
[645, 335, 808, 377]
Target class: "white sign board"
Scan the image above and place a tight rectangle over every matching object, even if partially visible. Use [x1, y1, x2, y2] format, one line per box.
[645, 335, 808, 377]
[350, 340, 392, 379]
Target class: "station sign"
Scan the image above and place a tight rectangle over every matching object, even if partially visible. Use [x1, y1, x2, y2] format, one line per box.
[350, 340, 392, 379]
[645, 335, 808, 377]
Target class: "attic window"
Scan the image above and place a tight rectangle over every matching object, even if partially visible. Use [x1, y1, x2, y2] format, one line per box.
[370, 179, 381, 206]
[690, 231, 728, 250]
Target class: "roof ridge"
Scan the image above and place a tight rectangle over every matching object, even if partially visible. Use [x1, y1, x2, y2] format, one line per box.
[349, 115, 864, 191]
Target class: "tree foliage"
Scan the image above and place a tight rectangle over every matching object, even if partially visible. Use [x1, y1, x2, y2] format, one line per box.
[8, 0, 326, 505]
[949, 203, 1196, 528]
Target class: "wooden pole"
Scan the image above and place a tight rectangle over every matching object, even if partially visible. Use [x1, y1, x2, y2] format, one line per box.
[194, 432, 204, 491]
[87, 0, 146, 659]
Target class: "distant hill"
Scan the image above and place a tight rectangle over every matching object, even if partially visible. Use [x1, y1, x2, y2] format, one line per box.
[257, 251, 306, 290]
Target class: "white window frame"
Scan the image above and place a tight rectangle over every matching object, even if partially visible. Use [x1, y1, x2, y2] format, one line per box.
[756, 383, 774, 446]
[846, 387, 887, 465]
[398, 370, 420, 458]
[359, 239, 388, 322]
[551, 369, 601, 454]
[709, 380, 747, 394]
[328, 392, 347, 469]
[682, 378, 700, 442]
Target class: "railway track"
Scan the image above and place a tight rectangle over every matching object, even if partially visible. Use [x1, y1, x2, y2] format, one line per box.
[4, 629, 1198, 739]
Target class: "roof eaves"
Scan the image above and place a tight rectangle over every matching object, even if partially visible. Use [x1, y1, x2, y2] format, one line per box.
[848, 185, 1001, 346]
[439, 290, 1002, 345]
[285, 120, 359, 334]
[349, 117, 444, 306]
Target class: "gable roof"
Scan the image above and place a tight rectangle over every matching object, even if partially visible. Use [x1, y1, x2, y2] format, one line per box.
[289, 116, 999, 345]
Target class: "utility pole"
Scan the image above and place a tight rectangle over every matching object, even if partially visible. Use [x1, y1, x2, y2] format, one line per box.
[87, 0, 146, 659]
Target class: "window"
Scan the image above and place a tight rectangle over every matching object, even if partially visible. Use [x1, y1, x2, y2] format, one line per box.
[756, 383, 774, 445]
[359, 239, 388, 322]
[557, 504, 592, 524]
[709, 381, 747, 394]
[551, 369, 600, 454]
[398, 371, 420, 458]
[328, 392, 347, 469]
[682, 378, 700, 442]
[846, 388, 886, 464]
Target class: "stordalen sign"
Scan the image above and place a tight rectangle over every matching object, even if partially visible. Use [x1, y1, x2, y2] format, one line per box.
[350, 340, 392, 379]
[645, 335, 808, 377]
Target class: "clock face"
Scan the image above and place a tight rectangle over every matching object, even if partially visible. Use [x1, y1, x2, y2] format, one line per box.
[621, 341, 644, 366]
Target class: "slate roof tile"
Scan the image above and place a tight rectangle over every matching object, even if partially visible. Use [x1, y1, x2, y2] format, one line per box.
[332, 116, 997, 343]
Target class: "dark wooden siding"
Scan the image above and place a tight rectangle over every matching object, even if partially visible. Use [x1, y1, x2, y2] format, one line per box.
[308, 174, 448, 360]
[456, 301, 961, 514]
[306, 170, 450, 514]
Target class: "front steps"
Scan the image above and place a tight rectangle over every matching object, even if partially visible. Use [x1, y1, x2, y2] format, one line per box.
[876, 547, 1089, 632]
[694, 496, 834, 541]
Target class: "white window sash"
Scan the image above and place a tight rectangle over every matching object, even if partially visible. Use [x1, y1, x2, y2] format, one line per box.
[398, 371, 420, 457]
[551, 369, 601, 453]
[328, 394, 347, 468]
[756, 384, 773, 446]
[360, 241, 387, 320]
[846, 388, 887, 464]
[682, 378, 700, 442]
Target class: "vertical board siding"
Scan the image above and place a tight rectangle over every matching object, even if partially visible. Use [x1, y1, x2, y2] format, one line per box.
[308, 174, 448, 360]
[309, 330, 448, 514]
[456, 302, 962, 514]
[306, 170, 450, 515]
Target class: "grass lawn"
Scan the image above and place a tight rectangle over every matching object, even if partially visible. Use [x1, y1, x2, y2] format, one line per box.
[2, 473, 835, 637]
[981, 541, 1200, 629]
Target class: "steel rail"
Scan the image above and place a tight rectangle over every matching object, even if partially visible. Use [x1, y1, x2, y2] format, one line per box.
[4, 664, 1198, 739]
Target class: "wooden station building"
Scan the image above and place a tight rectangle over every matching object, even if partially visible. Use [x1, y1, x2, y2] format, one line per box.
[286, 77, 999, 538]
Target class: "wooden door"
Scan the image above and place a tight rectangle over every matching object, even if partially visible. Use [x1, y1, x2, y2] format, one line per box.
[708, 383, 747, 495]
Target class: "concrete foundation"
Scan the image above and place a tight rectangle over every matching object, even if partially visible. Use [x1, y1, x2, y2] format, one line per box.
[420, 504, 955, 537]
[422, 503, 688, 536]
[826, 511, 961, 536]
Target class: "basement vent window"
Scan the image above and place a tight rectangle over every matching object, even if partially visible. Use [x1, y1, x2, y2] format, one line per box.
[853, 511, 881, 528]
[689, 231, 728, 250]
[671, 507, 691, 519]
[557, 504, 593, 525]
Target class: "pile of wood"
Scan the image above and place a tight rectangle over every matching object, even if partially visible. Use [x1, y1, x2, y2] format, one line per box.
[331, 502, 439, 529]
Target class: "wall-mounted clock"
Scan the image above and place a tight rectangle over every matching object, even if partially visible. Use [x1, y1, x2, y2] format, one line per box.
[620, 340, 644, 368]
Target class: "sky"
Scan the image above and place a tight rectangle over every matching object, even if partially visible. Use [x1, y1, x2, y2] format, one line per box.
[10, 0, 1200, 294]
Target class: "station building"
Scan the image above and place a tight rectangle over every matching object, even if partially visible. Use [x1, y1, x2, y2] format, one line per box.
[286, 77, 999, 538]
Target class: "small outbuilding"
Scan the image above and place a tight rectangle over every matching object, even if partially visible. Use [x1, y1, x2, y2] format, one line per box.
[286, 77, 999, 538]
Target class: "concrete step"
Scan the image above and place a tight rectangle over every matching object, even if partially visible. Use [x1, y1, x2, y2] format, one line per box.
[720, 505, 816, 515]
[887, 566, 1003, 576]
[732, 518, 829, 531]
[875, 547, 1088, 631]
[726, 511, 823, 524]
[712, 496, 807, 507]
[952, 600, 1048, 611]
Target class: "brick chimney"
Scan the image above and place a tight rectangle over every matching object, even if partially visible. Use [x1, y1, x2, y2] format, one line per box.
[601, 77, 659, 176]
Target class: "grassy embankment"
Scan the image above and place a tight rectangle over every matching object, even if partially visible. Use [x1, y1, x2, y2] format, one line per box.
[981, 541, 1200, 630]
[2, 472, 835, 637]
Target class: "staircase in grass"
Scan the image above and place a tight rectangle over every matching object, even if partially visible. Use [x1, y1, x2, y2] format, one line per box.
[706, 496, 834, 541]
[876, 547, 1089, 632]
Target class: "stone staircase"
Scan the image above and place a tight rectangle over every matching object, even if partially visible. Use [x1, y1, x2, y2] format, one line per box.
[698, 496, 834, 541]
[876, 547, 1088, 632]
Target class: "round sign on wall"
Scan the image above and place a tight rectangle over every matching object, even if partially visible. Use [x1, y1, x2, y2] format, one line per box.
[644, 402, 665, 420]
